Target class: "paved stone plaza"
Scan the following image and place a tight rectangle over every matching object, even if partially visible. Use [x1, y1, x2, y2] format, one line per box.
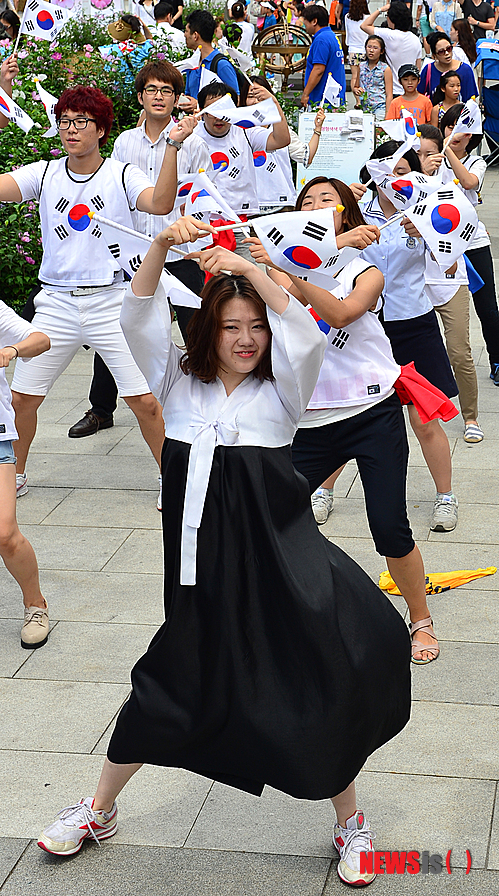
[0, 168, 498, 895]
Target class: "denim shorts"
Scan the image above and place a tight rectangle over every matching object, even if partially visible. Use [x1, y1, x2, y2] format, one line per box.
[0, 440, 16, 464]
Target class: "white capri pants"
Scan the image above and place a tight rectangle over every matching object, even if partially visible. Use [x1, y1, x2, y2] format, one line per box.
[11, 286, 149, 397]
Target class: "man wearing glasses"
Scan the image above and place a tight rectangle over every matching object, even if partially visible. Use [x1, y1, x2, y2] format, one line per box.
[66, 62, 212, 455]
[0, 85, 195, 498]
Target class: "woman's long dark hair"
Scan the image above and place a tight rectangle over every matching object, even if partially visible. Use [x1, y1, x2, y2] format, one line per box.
[347, 0, 369, 22]
[432, 69, 461, 105]
[439, 102, 482, 151]
[181, 275, 273, 383]
[295, 177, 368, 230]
[452, 18, 477, 64]
[359, 140, 422, 191]
[0, 8, 20, 38]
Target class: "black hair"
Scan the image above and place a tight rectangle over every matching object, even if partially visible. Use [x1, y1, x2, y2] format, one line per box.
[427, 30, 452, 55]
[239, 73, 274, 105]
[230, 1, 246, 19]
[365, 34, 387, 62]
[198, 81, 238, 109]
[386, 2, 413, 32]
[439, 102, 482, 151]
[0, 8, 20, 36]
[154, 2, 174, 19]
[121, 13, 142, 32]
[359, 139, 422, 190]
[303, 4, 329, 27]
[419, 123, 444, 151]
[432, 69, 461, 105]
[185, 9, 215, 42]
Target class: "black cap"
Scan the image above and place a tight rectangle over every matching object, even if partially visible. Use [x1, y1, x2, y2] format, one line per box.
[398, 63, 421, 80]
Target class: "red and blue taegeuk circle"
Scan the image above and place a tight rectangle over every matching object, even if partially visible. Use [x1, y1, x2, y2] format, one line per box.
[0, 96, 10, 114]
[236, 119, 255, 129]
[211, 152, 229, 172]
[68, 204, 91, 232]
[430, 203, 460, 234]
[282, 245, 322, 269]
[191, 189, 211, 202]
[36, 9, 54, 29]
[177, 182, 193, 198]
[309, 307, 331, 334]
[392, 178, 413, 200]
[404, 115, 416, 136]
[253, 150, 267, 167]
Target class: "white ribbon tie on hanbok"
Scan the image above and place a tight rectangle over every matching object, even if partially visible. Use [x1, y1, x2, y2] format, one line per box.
[180, 418, 239, 585]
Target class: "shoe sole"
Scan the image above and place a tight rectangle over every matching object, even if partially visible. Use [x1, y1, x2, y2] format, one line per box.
[68, 420, 114, 439]
[37, 822, 118, 856]
[333, 843, 376, 887]
[16, 486, 28, 498]
[21, 634, 49, 650]
[430, 523, 457, 532]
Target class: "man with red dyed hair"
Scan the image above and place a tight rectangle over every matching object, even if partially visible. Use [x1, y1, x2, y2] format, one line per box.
[0, 85, 195, 498]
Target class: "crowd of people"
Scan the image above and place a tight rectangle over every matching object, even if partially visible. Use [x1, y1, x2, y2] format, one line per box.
[0, 0, 498, 888]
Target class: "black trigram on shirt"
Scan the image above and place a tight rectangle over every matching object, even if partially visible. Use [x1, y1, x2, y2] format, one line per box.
[108, 243, 121, 259]
[228, 147, 240, 159]
[128, 255, 143, 272]
[91, 195, 105, 211]
[331, 329, 350, 349]
[302, 221, 328, 241]
[267, 227, 284, 246]
[267, 161, 276, 174]
[227, 167, 240, 179]
[55, 197, 69, 213]
[54, 224, 69, 240]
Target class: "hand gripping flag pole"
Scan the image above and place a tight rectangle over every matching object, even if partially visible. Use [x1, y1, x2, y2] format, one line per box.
[88, 212, 249, 248]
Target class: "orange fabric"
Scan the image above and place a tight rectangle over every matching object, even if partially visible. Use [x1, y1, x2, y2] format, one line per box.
[386, 95, 433, 124]
[379, 567, 497, 595]
[394, 362, 459, 424]
[329, 1, 338, 24]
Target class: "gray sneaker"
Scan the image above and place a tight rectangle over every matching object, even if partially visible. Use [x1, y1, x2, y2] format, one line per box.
[430, 494, 458, 532]
[311, 488, 334, 525]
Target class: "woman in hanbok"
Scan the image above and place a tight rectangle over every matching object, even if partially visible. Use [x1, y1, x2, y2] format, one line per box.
[38, 216, 410, 889]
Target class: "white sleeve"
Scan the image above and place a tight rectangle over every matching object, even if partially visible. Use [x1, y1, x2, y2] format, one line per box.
[267, 293, 326, 422]
[468, 156, 487, 191]
[8, 161, 48, 202]
[287, 127, 310, 167]
[124, 163, 155, 209]
[111, 133, 124, 161]
[247, 125, 273, 153]
[120, 280, 184, 407]
[179, 134, 213, 178]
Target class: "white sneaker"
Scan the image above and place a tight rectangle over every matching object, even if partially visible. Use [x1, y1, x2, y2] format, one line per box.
[311, 487, 334, 524]
[333, 809, 376, 887]
[430, 494, 458, 531]
[16, 472, 28, 497]
[38, 797, 118, 856]
[157, 475, 162, 512]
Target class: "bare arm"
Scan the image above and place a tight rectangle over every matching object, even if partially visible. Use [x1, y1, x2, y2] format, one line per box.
[191, 245, 291, 315]
[300, 64, 326, 107]
[135, 114, 199, 215]
[0, 54, 19, 129]
[307, 107, 325, 164]
[0, 172, 23, 202]
[384, 66, 393, 112]
[444, 146, 480, 190]
[1, 331, 50, 367]
[286, 267, 385, 328]
[361, 3, 389, 34]
[132, 216, 216, 297]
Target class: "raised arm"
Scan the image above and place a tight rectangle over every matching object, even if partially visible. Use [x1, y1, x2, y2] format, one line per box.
[132, 216, 216, 296]
[188, 244, 291, 315]
[361, 3, 390, 35]
[287, 266, 384, 328]
[135, 115, 200, 215]
[246, 84, 290, 151]
[0, 54, 19, 130]
[1, 330, 50, 367]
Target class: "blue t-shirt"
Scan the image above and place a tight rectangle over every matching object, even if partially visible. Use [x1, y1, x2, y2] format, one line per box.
[417, 61, 478, 103]
[185, 48, 240, 97]
[304, 26, 346, 105]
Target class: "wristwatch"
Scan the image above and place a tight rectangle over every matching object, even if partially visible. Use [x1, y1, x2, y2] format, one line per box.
[166, 136, 183, 150]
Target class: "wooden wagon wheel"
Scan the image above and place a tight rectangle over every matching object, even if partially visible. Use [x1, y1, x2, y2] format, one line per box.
[252, 23, 311, 91]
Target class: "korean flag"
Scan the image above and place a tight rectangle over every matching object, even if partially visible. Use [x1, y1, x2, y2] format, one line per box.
[0, 85, 34, 133]
[370, 171, 443, 212]
[19, 0, 71, 42]
[405, 182, 478, 268]
[34, 77, 58, 137]
[252, 208, 353, 286]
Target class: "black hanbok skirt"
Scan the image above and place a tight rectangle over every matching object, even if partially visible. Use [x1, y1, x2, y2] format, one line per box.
[107, 439, 411, 800]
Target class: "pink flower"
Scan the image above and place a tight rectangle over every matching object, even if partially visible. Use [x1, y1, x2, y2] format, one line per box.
[50, 148, 62, 156]
[51, 52, 62, 60]
[32, 91, 40, 101]
[84, 44, 93, 51]
[19, 233, 30, 242]
[84, 51, 91, 57]
[25, 257, 36, 265]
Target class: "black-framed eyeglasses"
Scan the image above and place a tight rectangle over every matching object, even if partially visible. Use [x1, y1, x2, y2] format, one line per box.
[57, 117, 97, 130]
[143, 85, 175, 96]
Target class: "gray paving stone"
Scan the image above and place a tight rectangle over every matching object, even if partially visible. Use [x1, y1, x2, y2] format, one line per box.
[0, 618, 57, 678]
[365, 701, 499, 780]
[0, 680, 129, 752]
[356, 770, 494, 869]
[42, 374, 96, 402]
[17, 524, 132, 572]
[24, 453, 158, 491]
[0, 839, 29, 888]
[411, 542, 499, 590]
[488, 787, 499, 870]
[319, 498, 432, 543]
[1, 843, 331, 896]
[15, 621, 156, 684]
[429, 588, 499, 643]
[41, 488, 161, 530]
[324, 868, 499, 894]
[102, 529, 164, 575]
[452, 438, 499, 469]
[185, 784, 335, 858]
[14, 488, 73, 526]
[29, 423, 135, 456]
[0, 570, 164, 626]
[411, 641, 499, 705]
[35, 398, 84, 424]
[427, 502, 499, 544]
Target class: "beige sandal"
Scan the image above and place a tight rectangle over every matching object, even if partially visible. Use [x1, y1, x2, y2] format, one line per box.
[410, 617, 440, 665]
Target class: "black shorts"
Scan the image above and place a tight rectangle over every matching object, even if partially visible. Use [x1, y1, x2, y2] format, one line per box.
[292, 393, 415, 559]
[382, 309, 458, 398]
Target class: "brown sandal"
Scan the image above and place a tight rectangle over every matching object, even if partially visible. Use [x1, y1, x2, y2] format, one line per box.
[410, 617, 440, 665]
